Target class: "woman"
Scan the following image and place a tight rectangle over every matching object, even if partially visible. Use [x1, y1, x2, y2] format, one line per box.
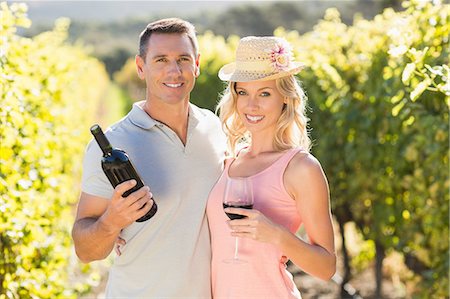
[206, 36, 336, 298]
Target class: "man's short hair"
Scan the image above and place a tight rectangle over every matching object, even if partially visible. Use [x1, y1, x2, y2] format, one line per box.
[138, 18, 198, 59]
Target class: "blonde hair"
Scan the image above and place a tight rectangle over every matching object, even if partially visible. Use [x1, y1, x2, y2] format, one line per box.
[216, 75, 311, 157]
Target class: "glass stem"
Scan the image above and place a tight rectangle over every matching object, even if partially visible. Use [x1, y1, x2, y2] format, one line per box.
[234, 237, 239, 260]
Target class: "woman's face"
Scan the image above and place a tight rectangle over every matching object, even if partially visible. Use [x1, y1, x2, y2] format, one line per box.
[235, 79, 285, 137]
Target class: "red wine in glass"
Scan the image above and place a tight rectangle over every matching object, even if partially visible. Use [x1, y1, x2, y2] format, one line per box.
[222, 177, 254, 263]
[223, 203, 253, 220]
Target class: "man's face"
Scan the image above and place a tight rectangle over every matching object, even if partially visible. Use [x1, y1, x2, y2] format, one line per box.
[136, 33, 200, 105]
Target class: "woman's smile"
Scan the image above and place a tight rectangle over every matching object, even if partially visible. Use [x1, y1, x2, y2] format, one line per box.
[245, 114, 265, 123]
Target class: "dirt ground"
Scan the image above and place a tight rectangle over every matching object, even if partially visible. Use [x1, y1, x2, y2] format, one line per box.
[290, 263, 406, 299]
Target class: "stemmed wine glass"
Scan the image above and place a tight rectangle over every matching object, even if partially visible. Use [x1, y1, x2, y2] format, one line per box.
[222, 176, 254, 264]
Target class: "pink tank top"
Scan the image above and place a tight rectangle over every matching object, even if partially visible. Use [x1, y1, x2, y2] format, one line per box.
[206, 148, 303, 299]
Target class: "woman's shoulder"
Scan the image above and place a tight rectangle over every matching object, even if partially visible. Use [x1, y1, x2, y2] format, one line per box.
[286, 150, 324, 179]
[284, 150, 328, 200]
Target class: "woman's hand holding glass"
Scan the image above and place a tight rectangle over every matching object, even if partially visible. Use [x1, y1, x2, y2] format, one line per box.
[225, 207, 284, 245]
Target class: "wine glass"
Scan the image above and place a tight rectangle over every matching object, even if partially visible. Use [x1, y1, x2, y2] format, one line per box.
[222, 176, 254, 263]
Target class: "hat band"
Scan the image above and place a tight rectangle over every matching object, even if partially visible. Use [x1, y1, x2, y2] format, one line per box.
[234, 60, 274, 73]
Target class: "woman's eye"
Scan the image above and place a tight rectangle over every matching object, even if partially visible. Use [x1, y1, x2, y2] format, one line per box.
[261, 92, 270, 97]
[237, 90, 247, 96]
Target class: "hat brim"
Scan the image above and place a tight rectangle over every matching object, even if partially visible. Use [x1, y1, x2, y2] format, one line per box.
[218, 62, 305, 82]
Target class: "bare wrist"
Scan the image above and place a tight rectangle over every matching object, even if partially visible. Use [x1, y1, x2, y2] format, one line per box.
[98, 214, 121, 236]
[274, 225, 289, 246]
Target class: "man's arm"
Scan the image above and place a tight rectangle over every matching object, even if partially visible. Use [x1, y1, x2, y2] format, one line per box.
[72, 180, 153, 263]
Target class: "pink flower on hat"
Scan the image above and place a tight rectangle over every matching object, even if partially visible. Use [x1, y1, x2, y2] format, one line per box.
[267, 42, 292, 72]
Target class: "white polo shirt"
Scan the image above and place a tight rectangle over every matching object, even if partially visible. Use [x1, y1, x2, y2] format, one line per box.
[81, 101, 226, 298]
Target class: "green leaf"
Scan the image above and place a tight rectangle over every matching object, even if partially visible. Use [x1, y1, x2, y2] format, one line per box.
[392, 99, 405, 116]
[402, 63, 416, 84]
[410, 78, 432, 101]
[424, 64, 444, 77]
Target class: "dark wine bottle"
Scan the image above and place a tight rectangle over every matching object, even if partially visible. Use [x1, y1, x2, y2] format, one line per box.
[90, 124, 157, 222]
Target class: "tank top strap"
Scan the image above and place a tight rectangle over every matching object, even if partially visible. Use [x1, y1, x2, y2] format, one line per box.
[273, 147, 305, 173]
[223, 157, 235, 173]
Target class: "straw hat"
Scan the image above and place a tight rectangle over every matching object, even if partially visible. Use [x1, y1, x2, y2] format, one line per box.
[218, 36, 304, 82]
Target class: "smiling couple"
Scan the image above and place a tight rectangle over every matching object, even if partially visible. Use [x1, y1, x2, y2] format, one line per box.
[72, 17, 335, 299]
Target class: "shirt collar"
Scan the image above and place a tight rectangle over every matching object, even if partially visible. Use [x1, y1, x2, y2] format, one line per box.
[128, 100, 205, 130]
[128, 101, 158, 129]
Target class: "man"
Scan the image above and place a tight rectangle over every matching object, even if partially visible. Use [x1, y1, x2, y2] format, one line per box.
[72, 18, 226, 298]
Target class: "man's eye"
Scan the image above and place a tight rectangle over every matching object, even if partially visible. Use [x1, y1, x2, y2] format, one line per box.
[179, 57, 191, 62]
[156, 58, 167, 62]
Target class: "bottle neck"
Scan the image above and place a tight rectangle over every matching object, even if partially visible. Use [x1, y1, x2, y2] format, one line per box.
[100, 145, 113, 156]
[90, 124, 113, 156]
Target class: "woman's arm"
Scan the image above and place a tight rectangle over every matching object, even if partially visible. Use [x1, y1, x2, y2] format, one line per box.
[226, 152, 336, 280]
[279, 152, 336, 279]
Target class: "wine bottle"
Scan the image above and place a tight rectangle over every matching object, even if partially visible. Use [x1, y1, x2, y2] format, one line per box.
[90, 124, 157, 222]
